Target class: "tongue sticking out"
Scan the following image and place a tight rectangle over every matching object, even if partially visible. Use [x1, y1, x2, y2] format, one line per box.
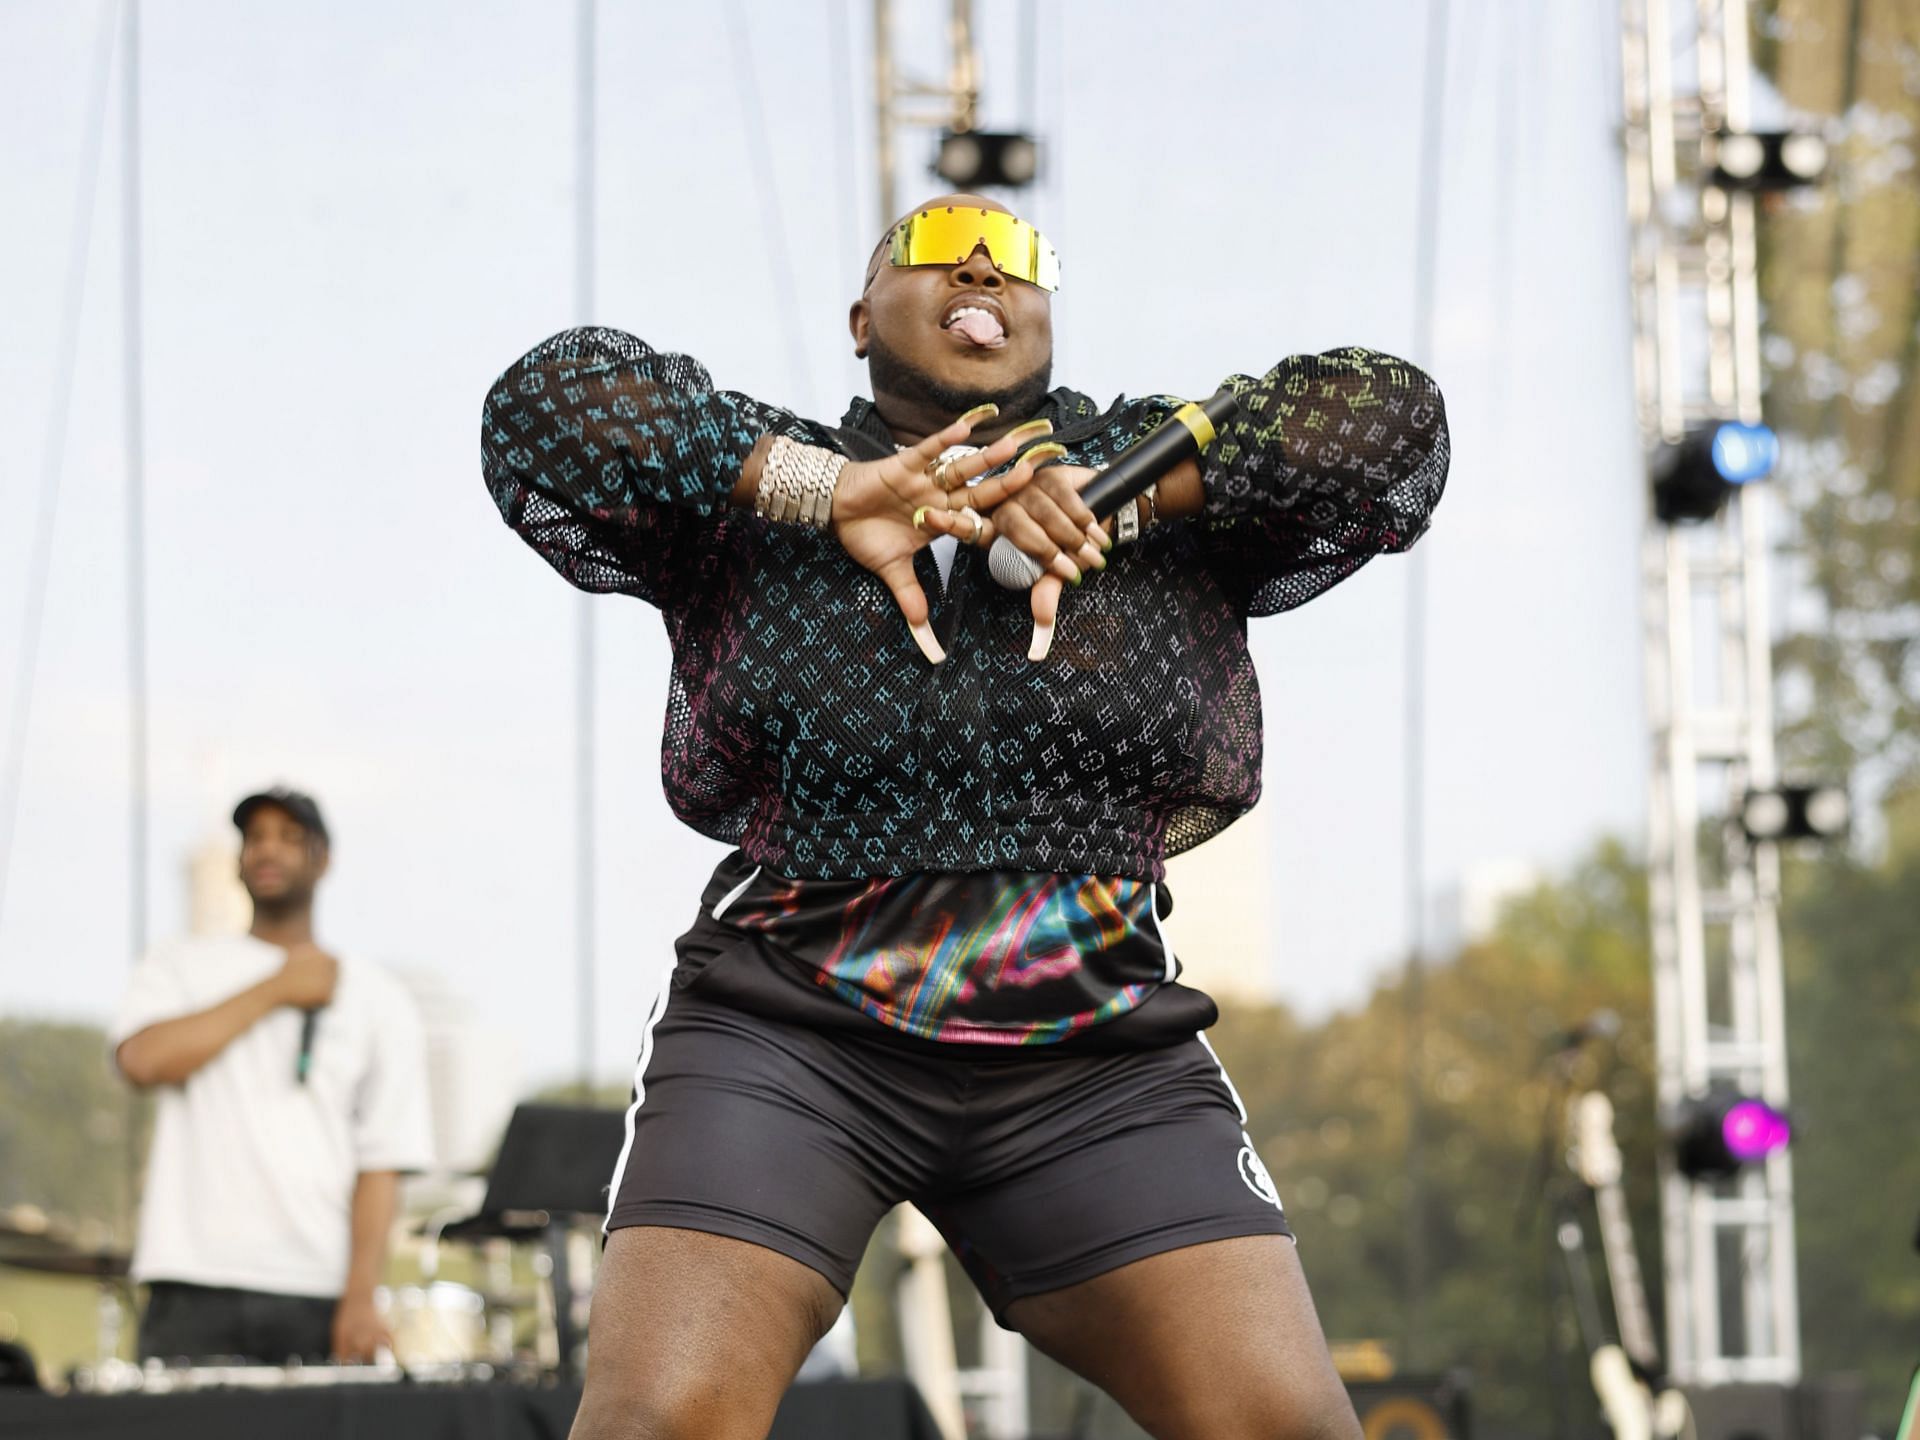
[949, 310, 1005, 347]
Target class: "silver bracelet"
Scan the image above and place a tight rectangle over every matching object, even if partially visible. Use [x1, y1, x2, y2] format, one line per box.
[1114, 493, 1141, 546]
[756, 437, 848, 530]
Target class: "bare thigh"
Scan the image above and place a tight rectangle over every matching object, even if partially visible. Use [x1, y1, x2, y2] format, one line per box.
[1005, 1235, 1360, 1440]
[570, 1225, 844, 1440]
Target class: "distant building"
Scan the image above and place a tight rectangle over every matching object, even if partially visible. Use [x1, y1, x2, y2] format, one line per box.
[186, 833, 249, 937]
[1161, 804, 1276, 1002]
[1432, 859, 1543, 954]
[392, 967, 521, 1175]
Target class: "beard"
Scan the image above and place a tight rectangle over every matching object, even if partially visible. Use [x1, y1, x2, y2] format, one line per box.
[866, 328, 1054, 421]
[244, 876, 316, 917]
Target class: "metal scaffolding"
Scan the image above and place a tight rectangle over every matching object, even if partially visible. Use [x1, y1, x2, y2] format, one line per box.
[871, 0, 978, 229]
[1619, 0, 1801, 1386]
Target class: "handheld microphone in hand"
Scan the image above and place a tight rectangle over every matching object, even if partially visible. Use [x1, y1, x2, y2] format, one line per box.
[986, 387, 1241, 590]
[296, 1009, 319, 1085]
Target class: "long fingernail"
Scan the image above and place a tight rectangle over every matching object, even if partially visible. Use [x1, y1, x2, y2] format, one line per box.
[1054, 556, 1081, 584]
[1081, 544, 1105, 571]
[911, 622, 946, 665]
[913, 506, 930, 531]
[958, 403, 1000, 427]
[1005, 418, 1053, 444]
[1028, 623, 1054, 663]
[1020, 441, 1068, 468]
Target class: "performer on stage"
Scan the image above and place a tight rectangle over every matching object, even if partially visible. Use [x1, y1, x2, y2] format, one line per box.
[482, 194, 1449, 1440]
[113, 788, 435, 1365]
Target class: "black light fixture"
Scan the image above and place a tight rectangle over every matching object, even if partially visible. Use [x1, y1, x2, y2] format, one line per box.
[1671, 1090, 1792, 1182]
[1651, 420, 1780, 523]
[1708, 130, 1829, 192]
[933, 130, 1040, 190]
[1737, 784, 1851, 843]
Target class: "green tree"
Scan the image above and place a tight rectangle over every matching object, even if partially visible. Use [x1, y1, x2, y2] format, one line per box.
[1755, 0, 1920, 781]
[1210, 841, 1657, 1435]
[0, 1019, 147, 1246]
[1781, 786, 1920, 1421]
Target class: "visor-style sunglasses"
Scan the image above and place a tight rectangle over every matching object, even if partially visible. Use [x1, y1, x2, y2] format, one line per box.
[886, 207, 1061, 292]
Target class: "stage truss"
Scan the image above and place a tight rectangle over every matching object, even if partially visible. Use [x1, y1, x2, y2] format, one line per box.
[1620, 0, 1801, 1386]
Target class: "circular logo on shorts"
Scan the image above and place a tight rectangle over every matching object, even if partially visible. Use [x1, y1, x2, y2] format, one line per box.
[1237, 1142, 1283, 1211]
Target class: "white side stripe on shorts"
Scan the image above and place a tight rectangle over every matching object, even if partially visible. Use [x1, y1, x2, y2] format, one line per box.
[1197, 1031, 1289, 1214]
[1195, 1031, 1250, 1125]
[709, 865, 762, 921]
[602, 978, 674, 1234]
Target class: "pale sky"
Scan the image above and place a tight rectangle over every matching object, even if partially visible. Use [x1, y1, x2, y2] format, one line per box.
[0, 0, 1646, 1090]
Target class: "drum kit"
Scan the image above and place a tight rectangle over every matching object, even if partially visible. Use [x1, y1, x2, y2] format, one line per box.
[0, 1203, 557, 1393]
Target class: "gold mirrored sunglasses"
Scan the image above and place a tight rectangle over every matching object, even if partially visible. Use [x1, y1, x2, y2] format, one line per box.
[886, 207, 1061, 292]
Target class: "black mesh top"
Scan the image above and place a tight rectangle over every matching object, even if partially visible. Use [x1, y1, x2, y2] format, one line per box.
[482, 328, 1448, 880]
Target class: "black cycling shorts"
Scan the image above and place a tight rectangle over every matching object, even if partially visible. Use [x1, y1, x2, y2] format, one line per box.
[602, 962, 1294, 1323]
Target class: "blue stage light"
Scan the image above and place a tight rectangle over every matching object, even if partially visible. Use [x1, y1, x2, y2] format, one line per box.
[1653, 420, 1782, 523]
[1709, 423, 1779, 484]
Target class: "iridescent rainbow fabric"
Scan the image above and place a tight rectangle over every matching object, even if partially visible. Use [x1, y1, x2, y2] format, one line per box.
[710, 855, 1171, 1045]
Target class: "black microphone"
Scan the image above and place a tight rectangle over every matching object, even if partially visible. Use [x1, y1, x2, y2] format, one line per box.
[986, 388, 1241, 590]
[296, 1008, 320, 1085]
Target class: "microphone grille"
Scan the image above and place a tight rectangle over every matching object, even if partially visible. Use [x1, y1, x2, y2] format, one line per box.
[986, 537, 1044, 590]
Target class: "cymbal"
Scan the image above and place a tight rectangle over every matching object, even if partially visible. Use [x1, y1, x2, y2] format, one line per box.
[0, 1246, 131, 1279]
[0, 1204, 58, 1242]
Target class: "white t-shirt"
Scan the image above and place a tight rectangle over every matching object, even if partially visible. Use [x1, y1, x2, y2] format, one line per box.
[111, 935, 436, 1297]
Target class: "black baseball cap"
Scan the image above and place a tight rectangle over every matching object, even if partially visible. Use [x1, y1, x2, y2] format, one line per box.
[232, 787, 330, 846]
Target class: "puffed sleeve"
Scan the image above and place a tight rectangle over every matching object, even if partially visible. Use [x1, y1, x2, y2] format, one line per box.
[1194, 348, 1449, 616]
[481, 326, 832, 607]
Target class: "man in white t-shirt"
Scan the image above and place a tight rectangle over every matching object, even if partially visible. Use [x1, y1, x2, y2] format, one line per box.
[113, 787, 435, 1364]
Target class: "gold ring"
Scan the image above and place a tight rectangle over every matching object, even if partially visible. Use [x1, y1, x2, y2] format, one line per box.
[929, 455, 959, 490]
[963, 506, 985, 543]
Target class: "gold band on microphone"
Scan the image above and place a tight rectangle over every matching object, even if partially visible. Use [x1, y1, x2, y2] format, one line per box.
[1171, 401, 1217, 452]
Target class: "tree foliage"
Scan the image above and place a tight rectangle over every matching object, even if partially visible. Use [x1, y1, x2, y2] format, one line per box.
[0, 1019, 147, 1247]
[1756, 0, 1920, 781]
[1211, 841, 1657, 1435]
[1780, 787, 1920, 1418]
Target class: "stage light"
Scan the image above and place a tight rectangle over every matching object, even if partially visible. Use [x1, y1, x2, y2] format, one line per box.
[1716, 133, 1766, 183]
[1738, 784, 1851, 843]
[934, 130, 1040, 190]
[1672, 1090, 1791, 1181]
[1709, 130, 1829, 192]
[1709, 422, 1780, 484]
[1779, 133, 1830, 182]
[1742, 791, 1791, 839]
[1652, 421, 1779, 523]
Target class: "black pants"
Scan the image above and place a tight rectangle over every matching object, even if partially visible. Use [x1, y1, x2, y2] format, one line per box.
[139, 1281, 336, 1364]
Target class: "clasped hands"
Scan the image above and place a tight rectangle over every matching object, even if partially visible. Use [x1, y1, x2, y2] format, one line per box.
[831, 404, 1107, 664]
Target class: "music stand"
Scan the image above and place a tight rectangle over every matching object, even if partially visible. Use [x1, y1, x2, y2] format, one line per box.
[433, 1103, 626, 1376]
[481, 1103, 626, 1221]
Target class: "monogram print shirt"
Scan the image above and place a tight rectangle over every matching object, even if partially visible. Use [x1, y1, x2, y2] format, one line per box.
[481, 327, 1450, 886]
